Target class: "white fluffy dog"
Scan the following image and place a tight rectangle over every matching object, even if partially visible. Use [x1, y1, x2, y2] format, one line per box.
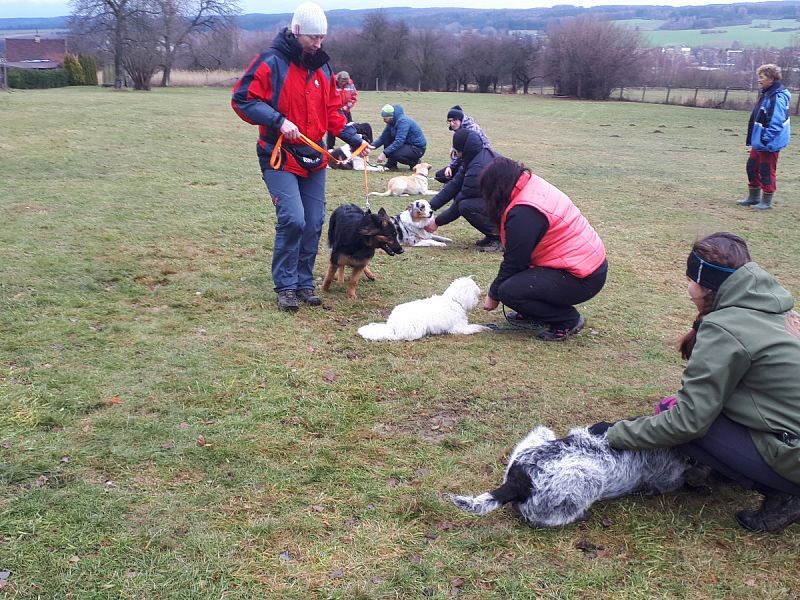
[358, 277, 489, 341]
[448, 425, 689, 528]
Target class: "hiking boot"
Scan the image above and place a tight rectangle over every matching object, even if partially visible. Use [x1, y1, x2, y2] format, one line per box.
[475, 235, 497, 247]
[384, 160, 398, 171]
[537, 316, 586, 342]
[479, 240, 503, 253]
[736, 187, 761, 206]
[276, 289, 299, 312]
[735, 492, 800, 533]
[296, 288, 322, 306]
[752, 192, 774, 211]
[505, 311, 546, 330]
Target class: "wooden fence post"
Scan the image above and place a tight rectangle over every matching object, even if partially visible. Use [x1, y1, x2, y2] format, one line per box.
[665, 87, 671, 104]
[693, 88, 699, 106]
[619, 87, 624, 99]
[722, 88, 730, 109]
[641, 86, 646, 102]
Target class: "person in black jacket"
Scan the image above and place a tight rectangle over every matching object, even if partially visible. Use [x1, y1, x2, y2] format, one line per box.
[425, 129, 500, 251]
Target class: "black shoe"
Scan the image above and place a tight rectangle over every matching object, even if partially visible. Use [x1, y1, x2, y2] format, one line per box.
[276, 289, 299, 312]
[385, 160, 398, 171]
[475, 236, 496, 247]
[537, 316, 586, 342]
[296, 288, 321, 306]
[479, 240, 503, 253]
[504, 311, 545, 330]
[735, 493, 800, 533]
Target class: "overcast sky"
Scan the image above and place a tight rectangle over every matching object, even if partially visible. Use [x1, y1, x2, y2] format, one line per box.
[0, 0, 766, 20]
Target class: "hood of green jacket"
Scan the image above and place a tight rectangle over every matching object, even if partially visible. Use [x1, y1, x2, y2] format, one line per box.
[714, 262, 794, 314]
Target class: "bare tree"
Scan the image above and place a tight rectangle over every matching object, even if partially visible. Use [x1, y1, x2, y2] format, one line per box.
[70, 0, 139, 88]
[358, 11, 409, 90]
[122, 2, 162, 89]
[184, 20, 242, 70]
[459, 33, 504, 93]
[507, 34, 541, 94]
[153, 0, 239, 87]
[545, 15, 643, 100]
[408, 29, 447, 91]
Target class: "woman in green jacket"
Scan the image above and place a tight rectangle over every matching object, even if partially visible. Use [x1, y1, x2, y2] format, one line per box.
[591, 232, 800, 533]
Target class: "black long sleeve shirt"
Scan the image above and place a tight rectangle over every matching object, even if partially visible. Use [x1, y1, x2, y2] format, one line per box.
[488, 205, 549, 300]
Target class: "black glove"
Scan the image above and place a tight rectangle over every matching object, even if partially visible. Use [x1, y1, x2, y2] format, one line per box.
[587, 421, 614, 436]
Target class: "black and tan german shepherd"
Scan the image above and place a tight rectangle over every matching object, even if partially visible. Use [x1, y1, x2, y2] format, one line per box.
[321, 204, 403, 299]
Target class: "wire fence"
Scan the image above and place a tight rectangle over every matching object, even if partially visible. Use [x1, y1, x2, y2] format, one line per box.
[610, 86, 800, 114]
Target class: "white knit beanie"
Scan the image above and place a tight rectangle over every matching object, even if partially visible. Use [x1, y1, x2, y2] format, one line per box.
[291, 2, 328, 36]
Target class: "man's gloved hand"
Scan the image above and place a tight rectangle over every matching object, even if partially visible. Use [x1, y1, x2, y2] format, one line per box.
[587, 421, 614, 436]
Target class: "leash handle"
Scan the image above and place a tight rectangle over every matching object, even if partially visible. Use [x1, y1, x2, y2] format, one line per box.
[270, 133, 369, 169]
[270, 132, 372, 209]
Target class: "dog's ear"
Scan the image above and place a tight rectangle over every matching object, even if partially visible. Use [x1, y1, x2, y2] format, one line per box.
[377, 207, 387, 217]
[406, 202, 414, 212]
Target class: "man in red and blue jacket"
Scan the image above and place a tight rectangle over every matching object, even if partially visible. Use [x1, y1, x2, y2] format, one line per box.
[232, 1, 368, 312]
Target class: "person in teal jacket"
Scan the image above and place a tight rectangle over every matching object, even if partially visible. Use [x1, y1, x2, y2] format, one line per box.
[736, 64, 791, 211]
[590, 232, 800, 533]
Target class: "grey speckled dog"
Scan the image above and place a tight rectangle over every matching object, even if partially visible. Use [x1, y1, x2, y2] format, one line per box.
[448, 425, 689, 528]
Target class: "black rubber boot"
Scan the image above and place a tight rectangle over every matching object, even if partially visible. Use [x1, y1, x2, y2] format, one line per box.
[736, 187, 761, 206]
[735, 492, 800, 533]
[752, 192, 774, 211]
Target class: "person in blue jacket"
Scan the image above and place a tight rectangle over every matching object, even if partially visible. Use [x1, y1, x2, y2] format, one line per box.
[736, 64, 791, 211]
[370, 104, 427, 170]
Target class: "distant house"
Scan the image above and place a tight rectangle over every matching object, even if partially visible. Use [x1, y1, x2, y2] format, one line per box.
[4, 34, 67, 69]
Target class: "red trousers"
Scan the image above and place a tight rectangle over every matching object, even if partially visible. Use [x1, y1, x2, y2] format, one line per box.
[746, 149, 780, 193]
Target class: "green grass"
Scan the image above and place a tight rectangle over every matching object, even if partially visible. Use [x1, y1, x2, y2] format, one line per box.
[1, 86, 799, 598]
[619, 18, 800, 48]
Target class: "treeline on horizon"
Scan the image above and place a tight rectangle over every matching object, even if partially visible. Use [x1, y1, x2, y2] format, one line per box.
[4, 0, 800, 33]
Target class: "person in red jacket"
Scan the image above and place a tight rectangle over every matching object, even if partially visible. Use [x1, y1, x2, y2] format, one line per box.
[326, 71, 358, 149]
[231, 2, 368, 312]
[480, 156, 608, 341]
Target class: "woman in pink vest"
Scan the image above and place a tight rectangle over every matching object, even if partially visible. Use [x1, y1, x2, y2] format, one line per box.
[479, 157, 608, 341]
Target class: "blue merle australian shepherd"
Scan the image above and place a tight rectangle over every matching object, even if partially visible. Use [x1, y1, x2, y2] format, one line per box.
[448, 425, 689, 528]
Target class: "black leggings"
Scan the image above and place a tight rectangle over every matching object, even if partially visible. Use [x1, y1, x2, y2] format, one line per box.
[679, 414, 800, 496]
[496, 261, 607, 328]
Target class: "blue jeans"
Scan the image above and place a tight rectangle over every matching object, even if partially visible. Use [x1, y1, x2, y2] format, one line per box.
[262, 168, 326, 292]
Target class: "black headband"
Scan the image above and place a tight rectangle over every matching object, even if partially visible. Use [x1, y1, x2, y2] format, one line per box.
[686, 251, 737, 291]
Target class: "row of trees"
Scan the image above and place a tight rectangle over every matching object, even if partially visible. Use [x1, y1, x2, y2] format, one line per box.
[69, 0, 239, 89]
[66, 3, 800, 99]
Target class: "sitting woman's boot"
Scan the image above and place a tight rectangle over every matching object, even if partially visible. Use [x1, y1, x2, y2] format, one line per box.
[735, 493, 800, 533]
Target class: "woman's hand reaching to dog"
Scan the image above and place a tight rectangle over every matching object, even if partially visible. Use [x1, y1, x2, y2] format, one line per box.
[483, 296, 499, 311]
[424, 221, 439, 234]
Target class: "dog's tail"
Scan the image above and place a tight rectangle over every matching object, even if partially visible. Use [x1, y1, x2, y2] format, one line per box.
[447, 492, 503, 515]
[368, 190, 391, 197]
[357, 322, 397, 341]
[448, 463, 532, 516]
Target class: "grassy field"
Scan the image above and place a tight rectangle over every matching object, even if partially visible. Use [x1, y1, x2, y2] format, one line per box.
[620, 18, 800, 48]
[1, 86, 799, 599]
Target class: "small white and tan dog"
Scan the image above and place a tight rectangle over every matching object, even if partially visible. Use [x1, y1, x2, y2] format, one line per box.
[369, 162, 437, 197]
[358, 277, 489, 341]
[329, 143, 386, 172]
[392, 200, 452, 248]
